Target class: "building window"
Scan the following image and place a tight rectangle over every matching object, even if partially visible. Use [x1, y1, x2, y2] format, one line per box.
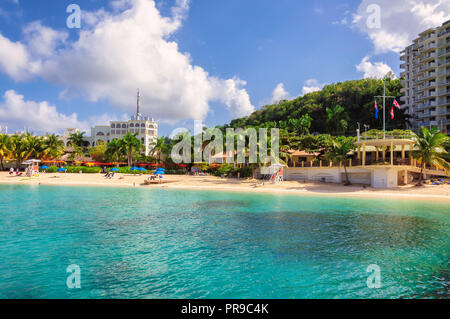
[122, 130, 126, 134]
[122, 124, 127, 129]
[130, 123, 134, 128]
[97, 132, 105, 136]
[141, 123, 145, 127]
[111, 124, 115, 128]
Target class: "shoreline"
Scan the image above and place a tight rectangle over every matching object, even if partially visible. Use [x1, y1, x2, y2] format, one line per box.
[1, 172, 450, 201]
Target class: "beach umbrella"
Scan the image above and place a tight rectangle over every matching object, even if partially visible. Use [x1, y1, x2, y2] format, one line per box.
[110, 168, 119, 172]
[138, 167, 147, 171]
[40, 166, 49, 169]
[130, 167, 139, 171]
[156, 168, 166, 171]
[155, 171, 165, 175]
[57, 168, 67, 172]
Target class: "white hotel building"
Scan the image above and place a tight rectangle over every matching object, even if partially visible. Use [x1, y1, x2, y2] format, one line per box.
[65, 90, 158, 156]
[400, 20, 450, 134]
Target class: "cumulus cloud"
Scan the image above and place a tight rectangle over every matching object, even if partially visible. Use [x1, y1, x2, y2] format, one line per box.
[270, 83, 290, 104]
[302, 79, 324, 95]
[0, 33, 39, 81]
[0, 90, 126, 134]
[0, 0, 254, 122]
[356, 56, 394, 79]
[352, 0, 450, 53]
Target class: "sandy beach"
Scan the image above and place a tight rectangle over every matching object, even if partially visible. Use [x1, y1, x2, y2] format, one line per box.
[1, 171, 450, 201]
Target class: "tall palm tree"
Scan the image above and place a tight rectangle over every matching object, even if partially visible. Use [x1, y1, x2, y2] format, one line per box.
[9, 135, 32, 168]
[24, 133, 45, 159]
[325, 137, 356, 186]
[150, 137, 168, 163]
[106, 139, 124, 166]
[43, 134, 65, 159]
[121, 133, 142, 167]
[68, 146, 84, 162]
[326, 105, 349, 136]
[411, 127, 450, 186]
[0, 134, 10, 171]
[68, 131, 86, 148]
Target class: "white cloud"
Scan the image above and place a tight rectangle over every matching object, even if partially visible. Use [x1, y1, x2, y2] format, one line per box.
[302, 79, 324, 95]
[23, 21, 68, 57]
[270, 83, 290, 104]
[352, 0, 450, 53]
[0, 0, 254, 123]
[0, 90, 125, 134]
[0, 33, 39, 81]
[356, 56, 394, 79]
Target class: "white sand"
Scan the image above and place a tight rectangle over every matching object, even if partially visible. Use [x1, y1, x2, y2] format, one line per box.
[2, 172, 450, 201]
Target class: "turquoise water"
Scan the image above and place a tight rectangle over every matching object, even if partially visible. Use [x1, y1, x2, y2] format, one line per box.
[0, 184, 448, 299]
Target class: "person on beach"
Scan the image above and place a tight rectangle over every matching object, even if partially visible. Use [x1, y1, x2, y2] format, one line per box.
[9, 168, 14, 175]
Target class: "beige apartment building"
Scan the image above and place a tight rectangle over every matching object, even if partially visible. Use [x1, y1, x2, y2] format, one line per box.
[400, 20, 450, 134]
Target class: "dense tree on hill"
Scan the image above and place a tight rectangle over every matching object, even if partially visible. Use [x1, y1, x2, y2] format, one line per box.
[224, 78, 408, 135]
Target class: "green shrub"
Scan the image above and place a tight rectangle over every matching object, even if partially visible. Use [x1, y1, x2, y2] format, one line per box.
[65, 166, 102, 174]
[45, 166, 58, 173]
[236, 166, 253, 178]
[117, 167, 150, 175]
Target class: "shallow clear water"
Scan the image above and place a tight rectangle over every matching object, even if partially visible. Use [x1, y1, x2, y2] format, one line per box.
[0, 184, 448, 299]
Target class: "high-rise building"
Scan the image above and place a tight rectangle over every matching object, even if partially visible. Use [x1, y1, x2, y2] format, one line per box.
[400, 20, 450, 134]
[85, 89, 158, 155]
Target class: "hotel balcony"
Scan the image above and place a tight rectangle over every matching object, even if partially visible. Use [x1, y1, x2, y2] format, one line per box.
[420, 53, 437, 62]
[438, 50, 450, 58]
[437, 59, 450, 67]
[417, 101, 437, 111]
[438, 29, 450, 38]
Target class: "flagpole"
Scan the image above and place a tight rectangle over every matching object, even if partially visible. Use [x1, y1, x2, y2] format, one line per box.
[374, 77, 395, 141]
[383, 78, 386, 140]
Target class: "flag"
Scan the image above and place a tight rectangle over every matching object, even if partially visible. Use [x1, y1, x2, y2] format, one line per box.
[393, 99, 401, 109]
[390, 106, 394, 120]
[374, 100, 378, 119]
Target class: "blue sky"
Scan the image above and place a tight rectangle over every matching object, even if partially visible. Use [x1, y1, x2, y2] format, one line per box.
[0, 0, 448, 136]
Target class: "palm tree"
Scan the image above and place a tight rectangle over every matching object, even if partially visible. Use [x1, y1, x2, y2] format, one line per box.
[411, 127, 450, 186]
[9, 135, 32, 168]
[325, 137, 356, 186]
[68, 146, 84, 161]
[106, 139, 124, 166]
[43, 134, 65, 159]
[0, 134, 10, 170]
[121, 132, 142, 167]
[24, 133, 45, 159]
[150, 137, 168, 163]
[326, 105, 349, 135]
[68, 131, 86, 148]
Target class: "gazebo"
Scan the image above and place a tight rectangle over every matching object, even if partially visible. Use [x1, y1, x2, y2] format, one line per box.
[355, 138, 416, 166]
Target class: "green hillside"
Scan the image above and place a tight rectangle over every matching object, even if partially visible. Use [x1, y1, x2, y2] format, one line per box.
[224, 78, 409, 136]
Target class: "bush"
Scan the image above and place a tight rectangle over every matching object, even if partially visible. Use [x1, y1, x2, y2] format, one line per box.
[117, 167, 150, 175]
[65, 166, 102, 174]
[44, 166, 58, 173]
[210, 164, 234, 177]
[236, 166, 253, 178]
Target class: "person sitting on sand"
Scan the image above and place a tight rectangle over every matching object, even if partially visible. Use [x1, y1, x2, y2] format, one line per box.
[9, 168, 14, 175]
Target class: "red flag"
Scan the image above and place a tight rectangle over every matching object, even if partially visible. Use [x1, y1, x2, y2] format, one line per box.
[390, 106, 394, 119]
[393, 99, 401, 109]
